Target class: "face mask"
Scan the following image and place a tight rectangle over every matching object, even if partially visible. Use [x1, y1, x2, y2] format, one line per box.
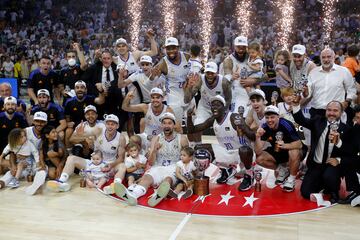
[68, 58, 76, 67]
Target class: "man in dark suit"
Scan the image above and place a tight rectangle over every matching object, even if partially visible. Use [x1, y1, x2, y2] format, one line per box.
[292, 100, 350, 203]
[338, 105, 360, 206]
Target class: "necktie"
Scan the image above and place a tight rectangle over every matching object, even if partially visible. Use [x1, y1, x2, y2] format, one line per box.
[322, 125, 331, 164]
[106, 68, 110, 83]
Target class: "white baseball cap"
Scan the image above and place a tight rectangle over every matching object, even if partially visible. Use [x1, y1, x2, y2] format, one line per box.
[37, 89, 50, 97]
[165, 37, 179, 47]
[150, 87, 164, 97]
[160, 112, 176, 123]
[116, 63, 128, 71]
[84, 105, 97, 113]
[234, 36, 248, 47]
[33, 111, 48, 121]
[4, 96, 17, 105]
[292, 44, 306, 55]
[104, 114, 119, 124]
[75, 80, 86, 88]
[115, 38, 128, 46]
[210, 95, 226, 106]
[204, 62, 218, 73]
[248, 89, 266, 100]
[264, 105, 280, 115]
[139, 55, 153, 64]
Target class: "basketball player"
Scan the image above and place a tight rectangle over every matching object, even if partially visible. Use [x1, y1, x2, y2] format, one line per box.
[187, 95, 255, 191]
[122, 87, 179, 147]
[113, 112, 189, 207]
[184, 61, 232, 145]
[114, 29, 158, 75]
[150, 37, 191, 124]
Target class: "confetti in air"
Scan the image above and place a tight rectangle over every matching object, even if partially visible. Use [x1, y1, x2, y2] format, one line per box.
[128, 0, 143, 50]
[195, 0, 214, 59]
[235, 0, 252, 37]
[161, 0, 176, 39]
[322, 0, 339, 44]
[275, 0, 295, 50]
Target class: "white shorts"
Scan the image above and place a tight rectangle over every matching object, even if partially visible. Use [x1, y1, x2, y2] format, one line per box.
[212, 144, 240, 168]
[145, 164, 177, 187]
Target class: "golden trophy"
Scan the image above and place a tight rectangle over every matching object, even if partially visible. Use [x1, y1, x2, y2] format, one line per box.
[193, 149, 211, 196]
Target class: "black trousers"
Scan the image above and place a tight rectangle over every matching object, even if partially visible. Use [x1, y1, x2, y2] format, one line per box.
[301, 163, 341, 199]
[341, 156, 360, 193]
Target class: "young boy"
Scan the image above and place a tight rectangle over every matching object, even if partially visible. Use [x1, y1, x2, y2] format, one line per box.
[168, 146, 196, 199]
[124, 142, 147, 186]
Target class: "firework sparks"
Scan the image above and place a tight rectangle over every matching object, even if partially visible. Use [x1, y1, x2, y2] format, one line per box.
[195, 0, 214, 59]
[161, 0, 176, 38]
[322, 0, 339, 43]
[275, 0, 295, 49]
[128, 0, 143, 50]
[235, 0, 252, 37]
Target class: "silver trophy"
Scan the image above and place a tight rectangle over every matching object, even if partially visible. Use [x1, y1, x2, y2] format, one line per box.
[240, 67, 248, 79]
[194, 149, 211, 178]
[234, 106, 245, 126]
[193, 149, 212, 196]
[329, 121, 339, 144]
[275, 131, 284, 152]
[271, 91, 279, 105]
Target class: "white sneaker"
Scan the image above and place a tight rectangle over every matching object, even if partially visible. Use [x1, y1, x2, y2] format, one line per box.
[283, 177, 295, 192]
[103, 183, 115, 195]
[351, 195, 360, 207]
[114, 182, 137, 206]
[46, 180, 71, 192]
[26, 171, 46, 195]
[275, 164, 289, 185]
[7, 178, 20, 189]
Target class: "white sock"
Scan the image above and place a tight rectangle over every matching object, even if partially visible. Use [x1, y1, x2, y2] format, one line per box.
[288, 175, 296, 181]
[132, 185, 146, 199]
[59, 173, 69, 182]
[114, 178, 122, 183]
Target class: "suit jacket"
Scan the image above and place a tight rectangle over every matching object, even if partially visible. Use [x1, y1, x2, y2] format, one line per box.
[293, 110, 350, 168]
[82, 61, 119, 96]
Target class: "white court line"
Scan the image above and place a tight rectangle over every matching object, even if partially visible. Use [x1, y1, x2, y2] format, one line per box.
[168, 213, 192, 240]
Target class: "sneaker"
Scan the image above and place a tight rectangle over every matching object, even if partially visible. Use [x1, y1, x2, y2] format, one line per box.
[283, 177, 295, 192]
[238, 174, 253, 191]
[182, 189, 193, 199]
[167, 189, 178, 198]
[338, 191, 360, 204]
[46, 180, 71, 192]
[103, 183, 115, 195]
[275, 165, 289, 185]
[351, 195, 360, 207]
[114, 182, 137, 206]
[148, 181, 170, 207]
[25, 170, 46, 195]
[8, 178, 20, 189]
[216, 167, 236, 184]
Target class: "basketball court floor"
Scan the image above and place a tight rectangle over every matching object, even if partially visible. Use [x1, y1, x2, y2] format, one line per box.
[1, 137, 359, 240]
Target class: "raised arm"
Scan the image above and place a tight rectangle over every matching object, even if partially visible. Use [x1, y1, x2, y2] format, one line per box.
[186, 107, 215, 133]
[184, 73, 201, 104]
[121, 91, 148, 113]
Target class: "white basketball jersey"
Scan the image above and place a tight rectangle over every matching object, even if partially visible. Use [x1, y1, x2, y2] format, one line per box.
[25, 127, 42, 149]
[117, 52, 140, 75]
[252, 109, 266, 127]
[213, 112, 249, 150]
[163, 52, 190, 105]
[199, 74, 225, 108]
[228, 54, 252, 111]
[94, 130, 121, 164]
[144, 104, 168, 136]
[188, 58, 202, 73]
[155, 133, 182, 167]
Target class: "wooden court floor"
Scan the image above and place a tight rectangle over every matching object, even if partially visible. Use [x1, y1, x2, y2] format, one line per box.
[1, 136, 360, 240]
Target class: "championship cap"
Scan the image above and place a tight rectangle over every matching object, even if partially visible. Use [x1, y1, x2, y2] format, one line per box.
[292, 44, 306, 55]
[210, 95, 226, 106]
[150, 87, 164, 97]
[4, 96, 17, 105]
[33, 111, 48, 121]
[37, 89, 50, 97]
[115, 38, 128, 46]
[264, 105, 280, 115]
[84, 105, 97, 113]
[165, 37, 179, 47]
[159, 112, 176, 123]
[234, 36, 248, 47]
[204, 62, 218, 73]
[75, 80, 86, 88]
[104, 114, 119, 124]
[248, 89, 266, 100]
[140, 55, 153, 64]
